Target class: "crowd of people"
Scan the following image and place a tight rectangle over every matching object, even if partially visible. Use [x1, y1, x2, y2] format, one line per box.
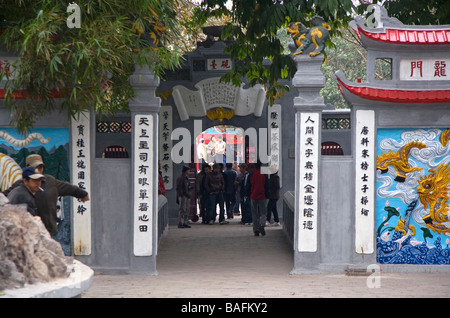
[4, 152, 279, 239]
[176, 159, 280, 237]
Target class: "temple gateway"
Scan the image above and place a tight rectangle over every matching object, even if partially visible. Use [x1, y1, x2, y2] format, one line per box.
[0, 6, 449, 274]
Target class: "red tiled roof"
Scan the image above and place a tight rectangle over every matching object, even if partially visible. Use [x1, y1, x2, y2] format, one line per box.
[356, 25, 450, 45]
[335, 77, 450, 103]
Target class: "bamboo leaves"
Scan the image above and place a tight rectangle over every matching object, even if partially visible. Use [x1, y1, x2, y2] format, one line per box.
[0, 0, 186, 133]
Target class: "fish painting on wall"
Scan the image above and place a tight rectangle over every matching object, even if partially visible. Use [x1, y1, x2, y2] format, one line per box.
[376, 128, 450, 264]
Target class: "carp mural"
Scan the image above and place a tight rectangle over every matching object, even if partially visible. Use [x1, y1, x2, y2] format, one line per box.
[376, 128, 450, 264]
[0, 128, 71, 254]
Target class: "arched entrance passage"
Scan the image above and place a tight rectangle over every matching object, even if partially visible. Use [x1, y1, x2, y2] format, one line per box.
[156, 60, 289, 272]
[195, 125, 255, 171]
[191, 123, 259, 223]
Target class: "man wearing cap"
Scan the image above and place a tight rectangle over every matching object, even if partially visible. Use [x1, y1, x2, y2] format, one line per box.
[31, 154, 89, 235]
[7, 166, 45, 216]
[4, 154, 89, 235]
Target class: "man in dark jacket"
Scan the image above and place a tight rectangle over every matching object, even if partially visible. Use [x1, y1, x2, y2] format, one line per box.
[250, 161, 267, 236]
[7, 166, 45, 216]
[266, 167, 280, 226]
[205, 163, 226, 224]
[195, 163, 211, 224]
[223, 162, 237, 219]
[238, 163, 252, 225]
[29, 154, 89, 234]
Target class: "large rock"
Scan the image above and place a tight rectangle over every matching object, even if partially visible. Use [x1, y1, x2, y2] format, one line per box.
[0, 194, 70, 291]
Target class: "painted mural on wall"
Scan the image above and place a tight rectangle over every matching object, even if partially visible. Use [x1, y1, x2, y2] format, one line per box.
[0, 128, 71, 254]
[376, 128, 450, 264]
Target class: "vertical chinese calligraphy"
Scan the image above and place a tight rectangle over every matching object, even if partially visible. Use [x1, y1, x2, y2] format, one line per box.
[158, 106, 173, 190]
[267, 104, 282, 185]
[298, 112, 319, 252]
[133, 114, 153, 256]
[354, 110, 375, 254]
[71, 112, 92, 255]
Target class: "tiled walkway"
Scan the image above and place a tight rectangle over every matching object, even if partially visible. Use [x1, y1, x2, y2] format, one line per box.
[82, 217, 450, 298]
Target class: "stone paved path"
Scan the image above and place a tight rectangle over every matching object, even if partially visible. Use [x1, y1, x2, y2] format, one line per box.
[82, 217, 450, 298]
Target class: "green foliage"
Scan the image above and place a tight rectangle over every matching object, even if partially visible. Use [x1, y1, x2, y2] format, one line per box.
[0, 0, 187, 133]
[2, 0, 446, 133]
[358, 0, 450, 25]
[320, 29, 367, 108]
[193, 0, 356, 106]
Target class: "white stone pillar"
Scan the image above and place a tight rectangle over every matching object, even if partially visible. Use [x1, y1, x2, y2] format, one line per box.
[129, 65, 161, 273]
[292, 54, 325, 271]
[354, 109, 375, 254]
[71, 111, 92, 256]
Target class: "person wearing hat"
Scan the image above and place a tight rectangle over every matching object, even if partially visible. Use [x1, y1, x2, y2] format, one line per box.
[175, 165, 192, 228]
[7, 166, 45, 216]
[4, 154, 89, 235]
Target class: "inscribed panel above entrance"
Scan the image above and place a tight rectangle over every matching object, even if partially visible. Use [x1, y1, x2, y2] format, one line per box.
[172, 77, 265, 121]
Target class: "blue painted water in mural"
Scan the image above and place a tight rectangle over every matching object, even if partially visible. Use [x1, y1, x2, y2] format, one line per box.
[0, 127, 72, 255]
[376, 128, 450, 264]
